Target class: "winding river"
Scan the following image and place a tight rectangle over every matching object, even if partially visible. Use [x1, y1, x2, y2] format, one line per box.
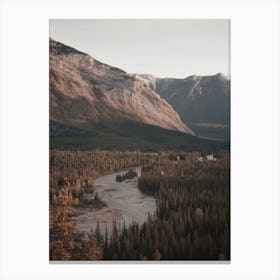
[74, 167, 156, 236]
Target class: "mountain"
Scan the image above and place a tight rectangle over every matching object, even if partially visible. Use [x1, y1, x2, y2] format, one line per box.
[49, 38, 194, 137]
[131, 74, 157, 91]
[49, 38, 229, 152]
[133, 73, 230, 140]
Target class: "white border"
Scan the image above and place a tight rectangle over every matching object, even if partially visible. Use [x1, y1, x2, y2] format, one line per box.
[0, 0, 279, 279]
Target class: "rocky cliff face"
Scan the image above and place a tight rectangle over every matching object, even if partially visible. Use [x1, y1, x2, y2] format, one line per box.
[132, 73, 230, 139]
[131, 74, 158, 91]
[49, 38, 194, 135]
[133, 73, 230, 125]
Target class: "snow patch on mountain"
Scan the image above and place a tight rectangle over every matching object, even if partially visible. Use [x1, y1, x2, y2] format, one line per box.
[188, 76, 202, 97]
[131, 74, 158, 91]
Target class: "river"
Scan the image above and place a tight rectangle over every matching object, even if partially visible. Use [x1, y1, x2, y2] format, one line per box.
[74, 167, 156, 236]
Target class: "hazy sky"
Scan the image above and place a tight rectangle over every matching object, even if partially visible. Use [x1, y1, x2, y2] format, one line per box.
[50, 19, 230, 78]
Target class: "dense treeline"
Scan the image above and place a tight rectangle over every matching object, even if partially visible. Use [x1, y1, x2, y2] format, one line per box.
[50, 150, 169, 260]
[50, 188, 103, 260]
[104, 155, 230, 260]
[50, 150, 162, 207]
[50, 150, 230, 261]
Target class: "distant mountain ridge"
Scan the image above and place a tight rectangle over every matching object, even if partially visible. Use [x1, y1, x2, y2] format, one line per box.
[132, 73, 230, 139]
[49, 38, 194, 136]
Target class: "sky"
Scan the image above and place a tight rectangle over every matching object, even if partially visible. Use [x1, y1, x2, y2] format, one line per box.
[49, 19, 230, 78]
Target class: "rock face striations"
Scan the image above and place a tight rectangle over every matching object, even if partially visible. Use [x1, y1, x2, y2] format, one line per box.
[133, 73, 230, 126]
[132, 73, 230, 139]
[49, 38, 194, 136]
[155, 73, 230, 125]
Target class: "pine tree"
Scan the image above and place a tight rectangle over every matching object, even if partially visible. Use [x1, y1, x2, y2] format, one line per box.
[95, 220, 102, 244]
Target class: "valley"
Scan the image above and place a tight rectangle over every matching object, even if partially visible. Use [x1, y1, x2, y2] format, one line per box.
[50, 150, 230, 261]
[49, 38, 230, 261]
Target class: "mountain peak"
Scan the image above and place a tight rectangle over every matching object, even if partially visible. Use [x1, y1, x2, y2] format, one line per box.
[215, 72, 230, 81]
[50, 39, 195, 136]
[154, 73, 230, 138]
[49, 37, 87, 56]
